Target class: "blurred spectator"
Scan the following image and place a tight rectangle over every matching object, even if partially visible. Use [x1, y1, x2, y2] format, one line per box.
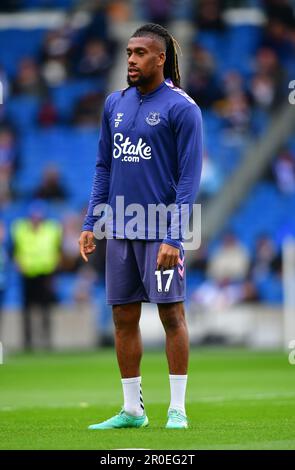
[12, 200, 62, 350]
[72, 0, 117, 69]
[250, 234, 281, 279]
[42, 59, 68, 87]
[38, 100, 58, 127]
[207, 232, 250, 282]
[0, 127, 17, 206]
[34, 165, 67, 201]
[262, 0, 295, 62]
[77, 39, 112, 78]
[191, 278, 257, 311]
[218, 91, 251, 138]
[255, 48, 283, 80]
[193, 0, 225, 31]
[223, 71, 245, 98]
[215, 72, 250, 128]
[145, 0, 172, 26]
[81, 1, 109, 41]
[41, 27, 73, 62]
[40, 26, 75, 86]
[219, 92, 251, 138]
[73, 91, 103, 126]
[61, 212, 82, 272]
[0, 127, 17, 172]
[249, 48, 285, 109]
[209, 72, 251, 138]
[13, 58, 47, 97]
[272, 148, 295, 194]
[107, 1, 130, 22]
[0, 221, 9, 333]
[74, 1, 117, 66]
[249, 73, 278, 110]
[187, 44, 223, 108]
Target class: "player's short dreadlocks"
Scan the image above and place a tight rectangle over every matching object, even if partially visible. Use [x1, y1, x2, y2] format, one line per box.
[131, 23, 181, 88]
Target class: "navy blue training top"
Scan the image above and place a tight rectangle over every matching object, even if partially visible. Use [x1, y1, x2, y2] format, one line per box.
[83, 78, 203, 249]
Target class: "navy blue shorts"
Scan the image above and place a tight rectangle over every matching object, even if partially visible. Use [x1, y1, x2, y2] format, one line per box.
[106, 239, 186, 305]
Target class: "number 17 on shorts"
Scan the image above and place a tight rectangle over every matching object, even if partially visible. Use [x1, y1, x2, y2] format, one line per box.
[153, 252, 185, 301]
[155, 270, 174, 292]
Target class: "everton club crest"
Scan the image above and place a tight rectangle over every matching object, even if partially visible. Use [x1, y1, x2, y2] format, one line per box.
[145, 112, 161, 126]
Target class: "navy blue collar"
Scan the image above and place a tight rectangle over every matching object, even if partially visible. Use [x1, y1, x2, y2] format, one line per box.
[135, 79, 166, 100]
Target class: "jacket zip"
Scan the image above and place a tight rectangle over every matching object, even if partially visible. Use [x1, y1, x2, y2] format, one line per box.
[131, 98, 143, 130]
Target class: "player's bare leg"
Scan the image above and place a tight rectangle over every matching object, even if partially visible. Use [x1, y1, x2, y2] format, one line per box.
[88, 302, 148, 429]
[158, 301, 189, 428]
[158, 301, 189, 374]
[113, 302, 142, 378]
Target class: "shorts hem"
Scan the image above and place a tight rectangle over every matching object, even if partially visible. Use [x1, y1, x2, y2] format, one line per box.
[107, 296, 185, 305]
[148, 296, 185, 304]
[106, 297, 148, 305]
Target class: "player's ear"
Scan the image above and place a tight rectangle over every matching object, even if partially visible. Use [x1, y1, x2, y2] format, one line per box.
[158, 51, 166, 67]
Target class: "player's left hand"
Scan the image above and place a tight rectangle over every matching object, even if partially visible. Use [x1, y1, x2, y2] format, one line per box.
[79, 230, 96, 262]
[157, 243, 180, 270]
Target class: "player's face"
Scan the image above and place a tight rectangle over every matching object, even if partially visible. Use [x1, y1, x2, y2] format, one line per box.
[126, 37, 165, 87]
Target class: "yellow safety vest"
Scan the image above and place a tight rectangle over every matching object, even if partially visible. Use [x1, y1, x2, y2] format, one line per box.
[12, 219, 62, 277]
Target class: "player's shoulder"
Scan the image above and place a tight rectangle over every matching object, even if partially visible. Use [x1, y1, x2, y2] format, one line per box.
[164, 79, 201, 115]
[104, 86, 135, 113]
[164, 80, 202, 123]
[104, 90, 122, 110]
[164, 79, 196, 105]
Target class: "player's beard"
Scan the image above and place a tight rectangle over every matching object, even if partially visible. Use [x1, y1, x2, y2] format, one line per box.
[127, 72, 151, 88]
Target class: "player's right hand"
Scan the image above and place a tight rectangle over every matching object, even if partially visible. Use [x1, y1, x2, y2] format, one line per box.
[79, 231, 96, 262]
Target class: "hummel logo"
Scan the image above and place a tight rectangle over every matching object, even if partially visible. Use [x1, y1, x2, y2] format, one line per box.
[178, 257, 184, 279]
[115, 113, 124, 128]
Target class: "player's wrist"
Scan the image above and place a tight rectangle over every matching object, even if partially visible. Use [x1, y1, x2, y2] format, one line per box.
[82, 225, 94, 233]
[162, 238, 181, 250]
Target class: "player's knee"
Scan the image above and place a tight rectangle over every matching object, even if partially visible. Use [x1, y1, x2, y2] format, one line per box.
[112, 305, 140, 331]
[162, 315, 185, 332]
[159, 304, 186, 331]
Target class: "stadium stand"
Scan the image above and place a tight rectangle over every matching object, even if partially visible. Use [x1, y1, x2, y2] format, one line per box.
[0, 1, 295, 344]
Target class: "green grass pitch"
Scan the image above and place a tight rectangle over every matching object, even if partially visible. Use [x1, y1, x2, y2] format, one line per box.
[0, 348, 295, 450]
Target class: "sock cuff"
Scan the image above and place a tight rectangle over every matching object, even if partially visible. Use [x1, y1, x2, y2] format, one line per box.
[121, 376, 141, 384]
[169, 374, 188, 380]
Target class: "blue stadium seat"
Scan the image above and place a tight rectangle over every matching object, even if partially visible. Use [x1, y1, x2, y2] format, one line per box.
[54, 273, 76, 305]
[227, 180, 295, 255]
[6, 95, 40, 131]
[22, 0, 78, 9]
[3, 265, 22, 309]
[14, 126, 99, 202]
[0, 29, 46, 77]
[255, 273, 283, 304]
[49, 78, 105, 120]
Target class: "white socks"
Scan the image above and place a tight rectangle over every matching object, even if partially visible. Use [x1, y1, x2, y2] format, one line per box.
[121, 376, 145, 417]
[169, 374, 188, 416]
[121, 374, 188, 417]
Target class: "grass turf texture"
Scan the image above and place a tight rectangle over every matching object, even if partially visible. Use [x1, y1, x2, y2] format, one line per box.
[0, 348, 295, 450]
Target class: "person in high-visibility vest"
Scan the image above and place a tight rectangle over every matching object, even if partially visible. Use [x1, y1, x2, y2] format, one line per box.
[0, 220, 9, 336]
[12, 201, 62, 350]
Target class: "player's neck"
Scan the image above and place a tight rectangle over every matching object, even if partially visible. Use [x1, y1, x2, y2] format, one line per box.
[137, 74, 165, 95]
